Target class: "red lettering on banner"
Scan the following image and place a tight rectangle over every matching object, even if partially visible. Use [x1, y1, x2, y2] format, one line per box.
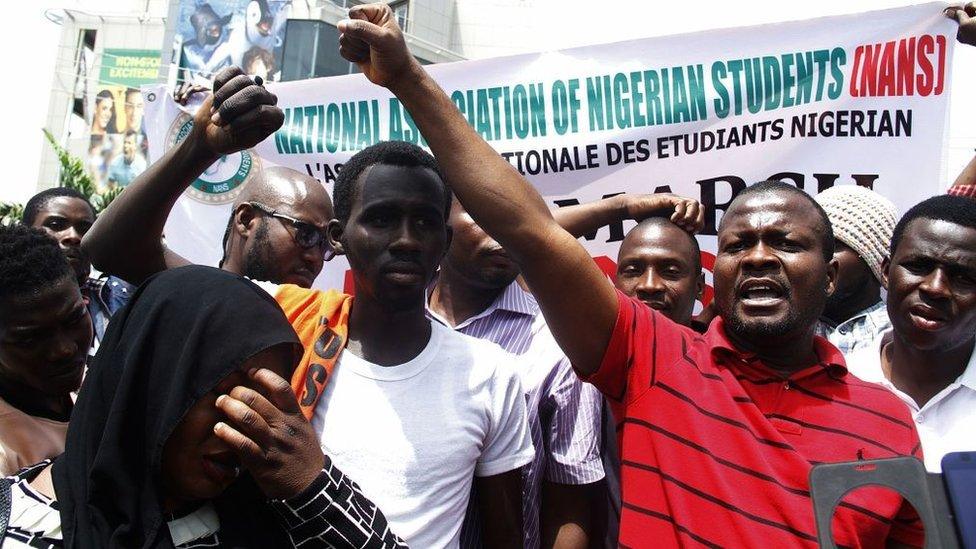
[849, 34, 946, 97]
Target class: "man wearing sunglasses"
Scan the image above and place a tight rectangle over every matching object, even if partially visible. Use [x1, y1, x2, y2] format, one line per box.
[83, 69, 333, 289]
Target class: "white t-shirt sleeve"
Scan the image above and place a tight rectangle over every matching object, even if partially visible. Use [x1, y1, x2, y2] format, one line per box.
[247, 278, 283, 298]
[475, 354, 535, 477]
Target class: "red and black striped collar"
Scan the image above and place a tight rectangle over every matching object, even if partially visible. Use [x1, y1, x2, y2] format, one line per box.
[704, 316, 848, 380]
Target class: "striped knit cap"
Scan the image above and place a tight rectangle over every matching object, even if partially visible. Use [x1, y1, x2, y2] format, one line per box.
[815, 185, 897, 283]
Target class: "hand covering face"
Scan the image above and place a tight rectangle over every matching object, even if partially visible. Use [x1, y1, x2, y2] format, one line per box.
[52, 265, 301, 548]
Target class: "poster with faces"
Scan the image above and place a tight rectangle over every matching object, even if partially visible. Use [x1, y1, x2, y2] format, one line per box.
[175, 0, 291, 85]
[88, 49, 159, 191]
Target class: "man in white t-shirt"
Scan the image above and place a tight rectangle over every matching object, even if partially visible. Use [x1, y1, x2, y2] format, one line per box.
[253, 140, 534, 548]
[847, 195, 976, 472]
[79, 68, 533, 547]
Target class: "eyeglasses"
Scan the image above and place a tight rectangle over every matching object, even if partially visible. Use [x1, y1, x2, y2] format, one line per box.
[247, 201, 335, 261]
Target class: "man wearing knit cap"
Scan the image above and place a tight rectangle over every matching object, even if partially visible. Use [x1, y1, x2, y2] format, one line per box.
[814, 185, 897, 356]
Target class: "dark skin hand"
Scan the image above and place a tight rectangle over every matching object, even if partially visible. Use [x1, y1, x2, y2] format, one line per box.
[338, 4, 699, 376]
[553, 193, 703, 239]
[82, 67, 283, 284]
[946, 1, 976, 193]
[337, 4, 616, 375]
[214, 367, 325, 499]
[946, 3, 976, 46]
[173, 82, 210, 105]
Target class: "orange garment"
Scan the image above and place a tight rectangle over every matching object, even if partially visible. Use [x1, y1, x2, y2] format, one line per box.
[273, 285, 353, 420]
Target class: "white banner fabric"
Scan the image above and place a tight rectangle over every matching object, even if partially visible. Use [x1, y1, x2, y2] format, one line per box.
[145, 2, 956, 303]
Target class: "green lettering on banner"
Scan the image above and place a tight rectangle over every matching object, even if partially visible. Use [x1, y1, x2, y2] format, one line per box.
[612, 73, 631, 129]
[356, 100, 372, 148]
[276, 47, 856, 152]
[762, 56, 782, 112]
[712, 62, 730, 118]
[487, 87, 504, 138]
[326, 103, 340, 153]
[476, 88, 492, 139]
[290, 107, 306, 154]
[630, 72, 647, 127]
[552, 80, 571, 134]
[686, 65, 707, 121]
[304, 106, 317, 153]
[528, 83, 547, 137]
[389, 99, 406, 141]
[512, 85, 530, 138]
[794, 51, 814, 105]
[586, 76, 606, 131]
[643, 69, 663, 125]
[100, 49, 160, 87]
[315, 105, 326, 153]
[828, 47, 847, 99]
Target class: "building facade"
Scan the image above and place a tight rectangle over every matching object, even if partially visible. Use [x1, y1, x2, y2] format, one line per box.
[37, 0, 470, 192]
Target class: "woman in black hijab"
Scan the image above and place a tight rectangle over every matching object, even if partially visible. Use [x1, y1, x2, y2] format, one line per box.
[1, 266, 406, 548]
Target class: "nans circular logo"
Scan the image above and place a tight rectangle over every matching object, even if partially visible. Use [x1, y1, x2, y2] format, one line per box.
[166, 114, 261, 204]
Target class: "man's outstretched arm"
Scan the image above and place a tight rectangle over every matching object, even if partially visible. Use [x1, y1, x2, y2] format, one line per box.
[82, 68, 283, 284]
[337, 5, 701, 375]
[554, 193, 702, 239]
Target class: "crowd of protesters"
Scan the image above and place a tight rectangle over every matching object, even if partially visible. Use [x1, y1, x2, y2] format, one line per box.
[0, 3, 974, 548]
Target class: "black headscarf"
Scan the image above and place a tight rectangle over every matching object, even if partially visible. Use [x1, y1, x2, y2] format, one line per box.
[52, 265, 301, 548]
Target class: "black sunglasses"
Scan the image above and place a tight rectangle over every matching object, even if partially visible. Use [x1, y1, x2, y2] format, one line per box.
[247, 201, 335, 261]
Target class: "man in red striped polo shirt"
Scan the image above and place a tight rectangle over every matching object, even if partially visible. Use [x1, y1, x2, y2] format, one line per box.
[339, 4, 924, 547]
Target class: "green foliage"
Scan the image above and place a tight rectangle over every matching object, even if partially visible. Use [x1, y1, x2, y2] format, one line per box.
[41, 129, 124, 214]
[93, 185, 125, 212]
[0, 201, 23, 226]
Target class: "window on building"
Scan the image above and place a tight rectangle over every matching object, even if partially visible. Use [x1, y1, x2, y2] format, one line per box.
[65, 28, 98, 138]
[280, 19, 356, 81]
[390, 1, 410, 33]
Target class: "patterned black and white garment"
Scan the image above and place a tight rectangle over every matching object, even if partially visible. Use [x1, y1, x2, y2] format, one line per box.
[3, 458, 408, 549]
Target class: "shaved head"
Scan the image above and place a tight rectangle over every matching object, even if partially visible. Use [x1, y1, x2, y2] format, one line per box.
[220, 166, 335, 287]
[615, 218, 703, 325]
[234, 166, 333, 214]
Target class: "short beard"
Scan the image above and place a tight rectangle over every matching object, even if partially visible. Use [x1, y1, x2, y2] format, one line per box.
[823, 277, 870, 318]
[726, 307, 804, 340]
[242, 221, 275, 282]
[725, 289, 826, 343]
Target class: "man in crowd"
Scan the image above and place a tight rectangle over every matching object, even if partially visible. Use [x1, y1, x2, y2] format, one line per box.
[86, 71, 535, 547]
[553, 194, 708, 549]
[0, 225, 92, 474]
[429, 199, 605, 549]
[814, 185, 897, 355]
[550, 195, 707, 548]
[847, 195, 976, 472]
[613, 218, 704, 329]
[23, 188, 131, 352]
[107, 131, 147, 188]
[82, 74, 333, 289]
[337, 5, 924, 547]
[551, 193, 705, 329]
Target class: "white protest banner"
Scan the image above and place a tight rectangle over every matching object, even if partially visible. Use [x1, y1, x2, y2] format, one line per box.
[145, 2, 956, 304]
